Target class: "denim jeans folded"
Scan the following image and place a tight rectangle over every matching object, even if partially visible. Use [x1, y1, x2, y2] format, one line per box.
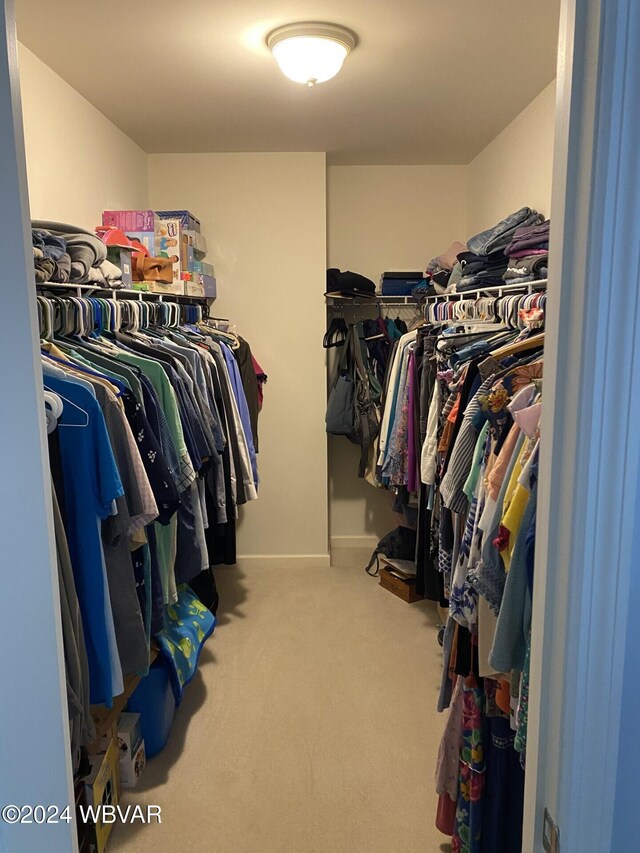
[468, 207, 543, 256]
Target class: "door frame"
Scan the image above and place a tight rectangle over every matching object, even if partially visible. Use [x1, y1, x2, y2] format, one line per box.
[0, 2, 77, 851]
[525, 0, 640, 850]
[1, 0, 637, 850]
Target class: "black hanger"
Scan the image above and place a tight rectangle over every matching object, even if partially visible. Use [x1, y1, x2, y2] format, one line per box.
[323, 316, 349, 348]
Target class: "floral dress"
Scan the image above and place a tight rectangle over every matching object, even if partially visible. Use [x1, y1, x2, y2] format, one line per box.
[452, 679, 487, 853]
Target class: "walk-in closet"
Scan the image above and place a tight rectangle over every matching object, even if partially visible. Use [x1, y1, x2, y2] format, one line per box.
[2, 1, 640, 852]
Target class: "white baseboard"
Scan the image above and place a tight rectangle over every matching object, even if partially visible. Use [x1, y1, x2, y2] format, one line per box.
[233, 554, 331, 570]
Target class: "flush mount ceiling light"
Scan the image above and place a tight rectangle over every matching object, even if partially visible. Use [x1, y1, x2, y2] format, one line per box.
[266, 23, 357, 87]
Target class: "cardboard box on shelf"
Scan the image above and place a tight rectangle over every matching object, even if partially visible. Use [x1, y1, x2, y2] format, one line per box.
[185, 279, 205, 297]
[182, 229, 207, 256]
[103, 210, 157, 232]
[156, 210, 200, 232]
[105, 246, 134, 286]
[155, 218, 182, 290]
[147, 279, 185, 295]
[188, 260, 215, 277]
[124, 231, 155, 255]
[83, 733, 120, 853]
[201, 274, 217, 299]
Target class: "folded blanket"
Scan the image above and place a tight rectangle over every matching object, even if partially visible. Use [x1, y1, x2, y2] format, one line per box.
[458, 249, 508, 276]
[508, 246, 548, 259]
[51, 253, 71, 283]
[32, 220, 107, 282]
[34, 257, 55, 283]
[436, 241, 467, 271]
[468, 207, 543, 256]
[100, 259, 124, 282]
[156, 585, 216, 705]
[32, 229, 67, 261]
[446, 261, 463, 292]
[504, 219, 551, 256]
[503, 252, 549, 281]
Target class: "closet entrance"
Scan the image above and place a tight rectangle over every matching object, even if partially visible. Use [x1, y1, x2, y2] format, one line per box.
[2, 0, 640, 851]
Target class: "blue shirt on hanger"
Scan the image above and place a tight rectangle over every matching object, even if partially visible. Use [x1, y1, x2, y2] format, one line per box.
[44, 372, 124, 706]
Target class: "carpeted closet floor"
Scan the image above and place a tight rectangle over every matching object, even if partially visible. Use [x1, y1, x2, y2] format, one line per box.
[110, 561, 451, 853]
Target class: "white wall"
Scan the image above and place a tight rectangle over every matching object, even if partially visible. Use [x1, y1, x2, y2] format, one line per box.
[327, 166, 469, 285]
[326, 165, 469, 546]
[16, 39, 556, 559]
[467, 80, 556, 234]
[148, 153, 329, 566]
[326, 84, 556, 548]
[18, 44, 148, 229]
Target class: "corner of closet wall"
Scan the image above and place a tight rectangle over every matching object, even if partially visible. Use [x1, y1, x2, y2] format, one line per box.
[17, 43, 149, 227]
[466, 79, 556, 235]
[326, 164, 470, 562]
[325, 81, 556, 564]
[147, 152, 330, 568]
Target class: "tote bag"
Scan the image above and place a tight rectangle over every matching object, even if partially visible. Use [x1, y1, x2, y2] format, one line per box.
[326, 335, 355, 436]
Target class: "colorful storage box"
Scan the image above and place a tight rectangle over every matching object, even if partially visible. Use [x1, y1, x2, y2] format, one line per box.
[156, 210, 200, 233]
[188, 260, 215, 277]
[182, 229, 207, 256]
[155, 218, 183, 290]
[123, 230, 155, 255]
[103, 210, 157, 232]
[202, 274, 217, 299]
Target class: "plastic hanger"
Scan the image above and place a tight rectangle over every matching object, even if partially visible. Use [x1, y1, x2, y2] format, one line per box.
[323, 316, 349, 348]
[42, 379, 89, 427]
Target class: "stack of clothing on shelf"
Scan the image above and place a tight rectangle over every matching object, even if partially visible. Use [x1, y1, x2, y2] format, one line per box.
[457, 207, 544, 292]
[41, 296, 263, 770]
[503, 218, 550, 284]
[424, 241, 468, 295]
[423, 207, 545, 295]
[32, 220, 124, 286]
[456, 249, 510, 292]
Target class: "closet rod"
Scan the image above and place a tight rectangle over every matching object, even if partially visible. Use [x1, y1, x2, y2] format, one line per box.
[325, 279, 548, 309]
[35, 281, 211, 304]
[423, 278, 548, 302]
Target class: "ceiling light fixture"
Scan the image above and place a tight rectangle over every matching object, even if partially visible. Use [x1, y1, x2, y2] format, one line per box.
[266, 23, 357, 87]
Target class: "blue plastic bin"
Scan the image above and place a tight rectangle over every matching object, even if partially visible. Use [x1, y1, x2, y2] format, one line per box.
[127, 659, 176, 758]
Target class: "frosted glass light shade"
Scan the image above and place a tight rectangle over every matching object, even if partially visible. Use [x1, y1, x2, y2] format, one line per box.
[267, 24, 356, 87]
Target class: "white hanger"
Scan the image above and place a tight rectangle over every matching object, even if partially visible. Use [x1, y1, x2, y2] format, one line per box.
[43, 390, 64, 435]
[43, 381, 89, 428]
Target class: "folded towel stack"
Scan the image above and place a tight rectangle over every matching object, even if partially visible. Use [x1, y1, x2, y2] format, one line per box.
[31, 220, 123, 287]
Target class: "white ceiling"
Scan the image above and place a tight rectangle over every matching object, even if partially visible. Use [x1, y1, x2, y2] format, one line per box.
[16, 0, 560, 165]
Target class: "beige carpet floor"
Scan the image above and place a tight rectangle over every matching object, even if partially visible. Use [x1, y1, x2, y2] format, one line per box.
[110, 562, 451, 853]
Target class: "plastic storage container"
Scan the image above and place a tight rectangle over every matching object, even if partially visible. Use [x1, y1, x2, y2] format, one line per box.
[127, 659, 176, 758]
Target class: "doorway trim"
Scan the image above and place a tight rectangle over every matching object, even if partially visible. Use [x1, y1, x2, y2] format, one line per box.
[525, 0, 640, 849]
[0, 2, 76, 851]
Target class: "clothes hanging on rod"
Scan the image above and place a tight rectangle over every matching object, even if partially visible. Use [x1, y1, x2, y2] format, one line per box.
[37, 289, 263, 771]
[334, 280, 547, 849]
[431, 332, 543, 852]
[405, 295, 544, 852]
